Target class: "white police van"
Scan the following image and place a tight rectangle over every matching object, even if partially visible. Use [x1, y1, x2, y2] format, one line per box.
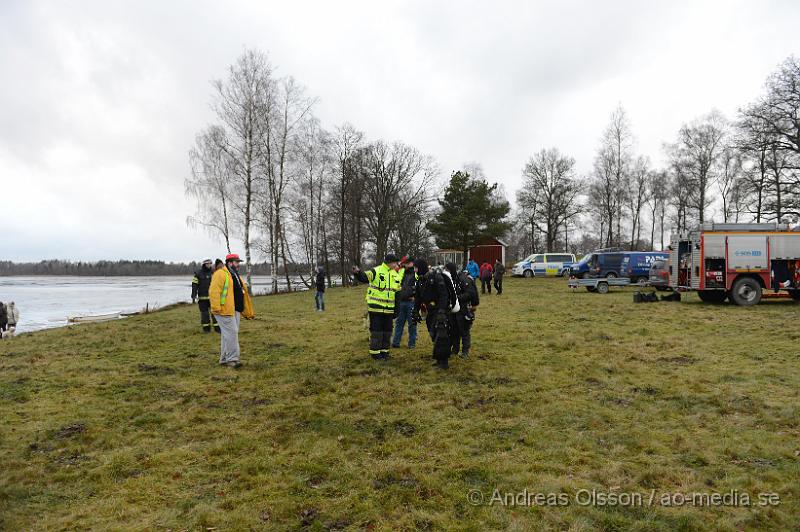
[512, 253, 576, 277]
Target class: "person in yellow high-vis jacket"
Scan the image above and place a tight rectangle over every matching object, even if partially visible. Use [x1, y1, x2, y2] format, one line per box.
[209, 253, 254, 368]
[352, 253, 401, 360]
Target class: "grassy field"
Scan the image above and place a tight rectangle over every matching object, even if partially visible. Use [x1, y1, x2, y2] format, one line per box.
[1, 277, 798, 530]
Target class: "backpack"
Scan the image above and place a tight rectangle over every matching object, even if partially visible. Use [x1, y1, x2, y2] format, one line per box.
[421, 270, 456, 310]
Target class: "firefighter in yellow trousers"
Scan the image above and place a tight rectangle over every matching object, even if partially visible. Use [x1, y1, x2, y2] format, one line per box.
[352, 254, 401, 360]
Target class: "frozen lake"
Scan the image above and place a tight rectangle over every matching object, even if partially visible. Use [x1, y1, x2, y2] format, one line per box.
[0, 275, 316, 333]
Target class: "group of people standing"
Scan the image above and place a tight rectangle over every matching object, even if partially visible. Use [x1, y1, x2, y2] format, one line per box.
[468, 258, 505, 295]
[190, 252, 504, 371]
[191, 255, 254, 368]
[0, 301, 19, 338]
[353, 253, 484, 370]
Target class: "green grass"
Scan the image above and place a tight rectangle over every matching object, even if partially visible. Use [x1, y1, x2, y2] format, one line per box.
[1, 278, 798, 530]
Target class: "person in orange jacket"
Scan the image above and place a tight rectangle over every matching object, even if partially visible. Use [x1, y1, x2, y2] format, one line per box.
[209, 253, 254, 368]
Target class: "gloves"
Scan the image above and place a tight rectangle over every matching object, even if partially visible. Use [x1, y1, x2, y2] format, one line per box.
[435, 310, 449, 328]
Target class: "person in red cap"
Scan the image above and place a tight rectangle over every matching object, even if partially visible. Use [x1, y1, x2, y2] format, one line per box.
[209, 253, 255, 368]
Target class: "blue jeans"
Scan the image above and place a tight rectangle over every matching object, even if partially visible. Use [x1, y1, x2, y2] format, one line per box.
[315, 291, 325, 311]
[392, 300, 417, 347]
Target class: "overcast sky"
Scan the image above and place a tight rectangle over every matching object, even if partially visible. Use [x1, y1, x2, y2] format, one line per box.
[1, 0, 798, 262]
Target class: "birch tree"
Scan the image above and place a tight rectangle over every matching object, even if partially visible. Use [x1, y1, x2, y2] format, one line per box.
[186, 125, 234, 252]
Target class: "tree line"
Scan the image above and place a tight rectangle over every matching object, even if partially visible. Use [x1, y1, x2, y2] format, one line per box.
[186, 50, 440, 290]
[0, 260, 274, 276]
[512, 56, 800, 257]
[187, 50, 800, 276]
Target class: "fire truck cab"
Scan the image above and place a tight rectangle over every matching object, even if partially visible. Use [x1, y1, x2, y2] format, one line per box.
[668, 222, 800, 306]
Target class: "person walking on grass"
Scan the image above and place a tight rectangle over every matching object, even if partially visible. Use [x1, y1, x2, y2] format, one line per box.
[479, 261, 493, 294]
[493, 259, 506, 295]
[315, 266, 326, 311]
[210, 253, 255, 368]
[392, 256, 418, 349]
[0, 302, 7, 333]
[353, 254, 401, 361]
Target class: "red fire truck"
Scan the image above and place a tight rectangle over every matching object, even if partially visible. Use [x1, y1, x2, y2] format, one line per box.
[668, 222, 800, 306]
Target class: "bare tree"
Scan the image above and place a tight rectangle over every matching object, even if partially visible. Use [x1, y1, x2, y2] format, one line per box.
[590, 105, 633, 246]
[258, 76, 316, 293]
[186, 125, 234, 252]
[289, 117, 332, 287]
[360, 141, 436, 261]
[743, 56, 800, 160]
[518, 148, 583, 251]
[331, 124, 364, 285]
[736, 113, 771, 222]
[717, 145, 743, 223]
[209, 49, 275, 289]
[646, 170, 669, 250]
[627, 156, 650, 250]
[666, 110, 727, 224]
[669, 167, 693, 232]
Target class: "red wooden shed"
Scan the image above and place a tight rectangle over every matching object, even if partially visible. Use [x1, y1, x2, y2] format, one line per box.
[468, 237, 507, 265]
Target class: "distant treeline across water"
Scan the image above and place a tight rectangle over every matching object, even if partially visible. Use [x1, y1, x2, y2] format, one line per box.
[0, 260, 316, 276]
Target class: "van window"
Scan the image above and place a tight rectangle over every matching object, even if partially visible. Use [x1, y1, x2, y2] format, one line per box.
[601, 253, 623, 264]
[548, 254, 572, 262]
[531, 254, 544, 263]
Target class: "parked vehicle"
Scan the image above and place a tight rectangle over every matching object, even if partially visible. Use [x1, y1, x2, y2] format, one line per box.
[668, 222, 800, 306]
[648, 259, 671, 290]
[621, 252, 669, 283]
[512, 253, 575, 277]
[569, 251, 625, 278]
[568, 248, 623, 278]
[568, 276, 631, 294]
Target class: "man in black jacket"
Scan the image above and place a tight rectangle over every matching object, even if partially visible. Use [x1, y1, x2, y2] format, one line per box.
[415, 259, 455, 369]
[314, 266, 326, 311]
[451, 268, 480, 358]
[493, 259, 506, 295]
[191, 259, 219, 333]
[392, 256, 418, 348]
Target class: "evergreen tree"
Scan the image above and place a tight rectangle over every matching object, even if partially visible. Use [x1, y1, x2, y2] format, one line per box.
[427, 171, 511, 263]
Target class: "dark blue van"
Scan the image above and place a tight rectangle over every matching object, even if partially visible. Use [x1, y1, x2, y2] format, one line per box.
[569, 248, 625, 278]
[621, 252, 669, 283]
[568, 253, 592, 277]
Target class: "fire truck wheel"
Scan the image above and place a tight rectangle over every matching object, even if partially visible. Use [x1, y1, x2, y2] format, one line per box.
[606, 272, 618, 279]
[596, 282, 610, 294]
[729, 277, 762, 307]
[697, 290, 727, 304]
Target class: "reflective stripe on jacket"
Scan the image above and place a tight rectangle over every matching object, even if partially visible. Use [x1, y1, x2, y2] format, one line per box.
[209, 267, 254, 318]
[364, 263, 400, 314]
[191, 268, 213, 300]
